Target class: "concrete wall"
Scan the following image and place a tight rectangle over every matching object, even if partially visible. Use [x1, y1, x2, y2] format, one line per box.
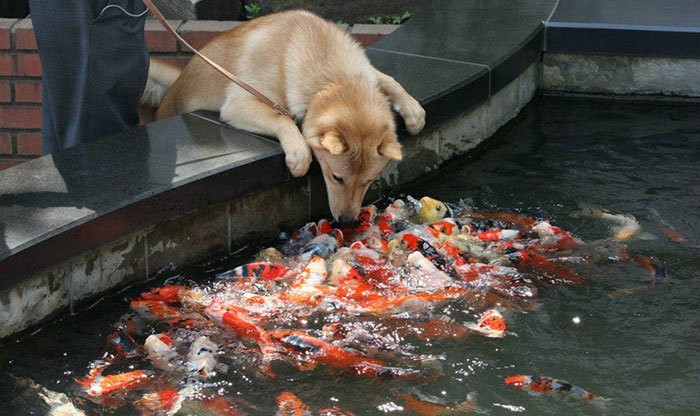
[542, 53, 700, 97]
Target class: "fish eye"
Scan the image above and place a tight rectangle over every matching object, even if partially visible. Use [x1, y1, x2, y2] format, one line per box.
[332, 174, 344, 185]
[436, 205, 443, 211]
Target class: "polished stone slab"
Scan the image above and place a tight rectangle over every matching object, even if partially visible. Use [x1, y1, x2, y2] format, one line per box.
[365, 48, 489, 131]
[547, 0, 700, 57]
[371, 0, 556, 95]
[0, 114, 287, 291]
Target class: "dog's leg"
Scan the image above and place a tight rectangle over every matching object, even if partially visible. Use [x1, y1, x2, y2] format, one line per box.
[373, 69, 426, 135]
[220, 90, 312, 177]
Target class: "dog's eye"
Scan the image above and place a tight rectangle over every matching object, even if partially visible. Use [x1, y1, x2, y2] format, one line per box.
[332, 174, 345, 185]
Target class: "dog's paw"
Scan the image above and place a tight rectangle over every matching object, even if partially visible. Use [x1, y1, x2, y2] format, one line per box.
[395, 96, 426, 135]
[284, 144, 313, 177]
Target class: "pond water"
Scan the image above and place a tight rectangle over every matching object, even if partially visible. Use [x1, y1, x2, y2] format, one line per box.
[1, 95, 698, 415]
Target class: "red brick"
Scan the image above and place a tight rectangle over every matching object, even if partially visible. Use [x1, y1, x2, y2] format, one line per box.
[145, 19, 181, 52]
[0, 106, 42, 129]
[0, 158, 24, 170]
[14, 79, 42, 103]
[0, 80, 10, 103]
[178, 21, 241, 50]
[350, 24, 397, 48]
[15, 53, 41, 76]
[14, 19, 37, 50]
[0, 18, 15, 50]
[16, 131, 41, 155]
[0, 132, 12, 154]
[0, 54, 13, 75]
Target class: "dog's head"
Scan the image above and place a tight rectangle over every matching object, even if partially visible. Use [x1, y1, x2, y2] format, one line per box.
[303, 80, 402, 223]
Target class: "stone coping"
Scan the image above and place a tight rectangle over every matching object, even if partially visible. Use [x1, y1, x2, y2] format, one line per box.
[545, 0, 700, 57]
[1, 0, 698, 331]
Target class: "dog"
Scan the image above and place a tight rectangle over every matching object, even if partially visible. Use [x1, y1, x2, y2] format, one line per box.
[142, 10, 426, 222]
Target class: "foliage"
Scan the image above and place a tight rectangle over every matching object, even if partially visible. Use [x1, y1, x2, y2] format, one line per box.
[368, 11, 412, 25]
[244, 3, 262, 19]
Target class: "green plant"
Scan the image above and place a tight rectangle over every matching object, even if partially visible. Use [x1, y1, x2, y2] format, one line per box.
[368, 11, 413, 25]
[244, 3, 261, 20]
[392, 11, 413, 24]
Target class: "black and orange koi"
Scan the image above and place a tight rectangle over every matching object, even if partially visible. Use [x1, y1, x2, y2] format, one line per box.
[505, 374, 598, 401]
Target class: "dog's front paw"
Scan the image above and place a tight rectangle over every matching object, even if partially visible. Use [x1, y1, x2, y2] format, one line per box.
[395, 96, 426, 135]
[284, 143, 312, 177]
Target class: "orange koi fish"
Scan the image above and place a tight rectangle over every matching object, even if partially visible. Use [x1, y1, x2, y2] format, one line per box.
[222, 311, 275, 353]
[134, 388, 189, 416]
[476, 229, 520, 242]
[398, 390, 477, 415]
[130, 300, 182, 320]
[77, 367, 150, 397]
[465, 308, 506, 338]
[271, 330, 417, 379]
[461, 210, 537, 231]
[276, 391, 312, 416]
[505, 374, 597, 401]
[138, 285, 188, 303]
[649, 208, 693, 244]
[506, 248, 583, 285]
[217, 261, 288, 281]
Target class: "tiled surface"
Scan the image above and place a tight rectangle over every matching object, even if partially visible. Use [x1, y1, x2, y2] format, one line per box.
[546, 0, 700, 57]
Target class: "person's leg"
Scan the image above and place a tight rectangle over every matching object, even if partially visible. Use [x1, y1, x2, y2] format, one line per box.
[29, 0, 148, 154]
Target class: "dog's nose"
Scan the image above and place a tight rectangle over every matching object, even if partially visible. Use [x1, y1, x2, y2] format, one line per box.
[337, 215, 355, 225]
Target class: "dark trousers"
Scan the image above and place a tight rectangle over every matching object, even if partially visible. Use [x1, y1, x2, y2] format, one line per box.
[28, 0, 149, 154]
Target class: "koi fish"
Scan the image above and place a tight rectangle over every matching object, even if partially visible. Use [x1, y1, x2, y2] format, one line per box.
[397, 389, 477, 415]
[134, 387, 192, 416]
[271, 330, 417, 379]
[276, 391, 312, 416]
[505, 374, 597, 401]
[465, 308, 506, 338]
[138, 285, 188, 303]
[457, 209, 537, 231]
[130, 300, 182, 320]
[573, 207, 642, 240]
[217, 261, 288, 281]
[419, 196, 448, 224]
[476, 229, 520, 242]
[506, 248, 583, 284]
[144, 333, 182, 372]
[11, 375, 87, 416]
[187, 336, 220, 377]
[106, 329, 139, 359]
[649, 208, 693, 244]
[77, 367, 150, 397]
[302, 230, 343, 259]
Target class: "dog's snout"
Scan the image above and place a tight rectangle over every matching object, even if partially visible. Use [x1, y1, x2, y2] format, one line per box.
[337, 215, 355, 225]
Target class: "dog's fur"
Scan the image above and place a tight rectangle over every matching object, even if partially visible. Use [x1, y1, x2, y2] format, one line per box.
[143, 10, 425, 221]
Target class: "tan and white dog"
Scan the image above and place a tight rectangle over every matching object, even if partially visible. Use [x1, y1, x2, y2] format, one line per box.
[142, 10, 425, 222]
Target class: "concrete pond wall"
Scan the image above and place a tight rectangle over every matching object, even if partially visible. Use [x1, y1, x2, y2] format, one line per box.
[1, 0, 699, 340]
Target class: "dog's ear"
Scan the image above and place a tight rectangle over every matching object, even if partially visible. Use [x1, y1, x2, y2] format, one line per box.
[379, 139, 402, 161]
[315, 131, 346, 155]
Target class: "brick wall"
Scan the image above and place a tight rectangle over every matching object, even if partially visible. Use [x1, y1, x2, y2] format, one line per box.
[0, 18, 396, 171]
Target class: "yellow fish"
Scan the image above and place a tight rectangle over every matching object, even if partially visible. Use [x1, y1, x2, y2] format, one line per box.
[419, 196, 448, 224]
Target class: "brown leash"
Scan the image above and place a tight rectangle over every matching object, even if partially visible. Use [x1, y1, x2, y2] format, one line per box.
[142, 0, 296, 121]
